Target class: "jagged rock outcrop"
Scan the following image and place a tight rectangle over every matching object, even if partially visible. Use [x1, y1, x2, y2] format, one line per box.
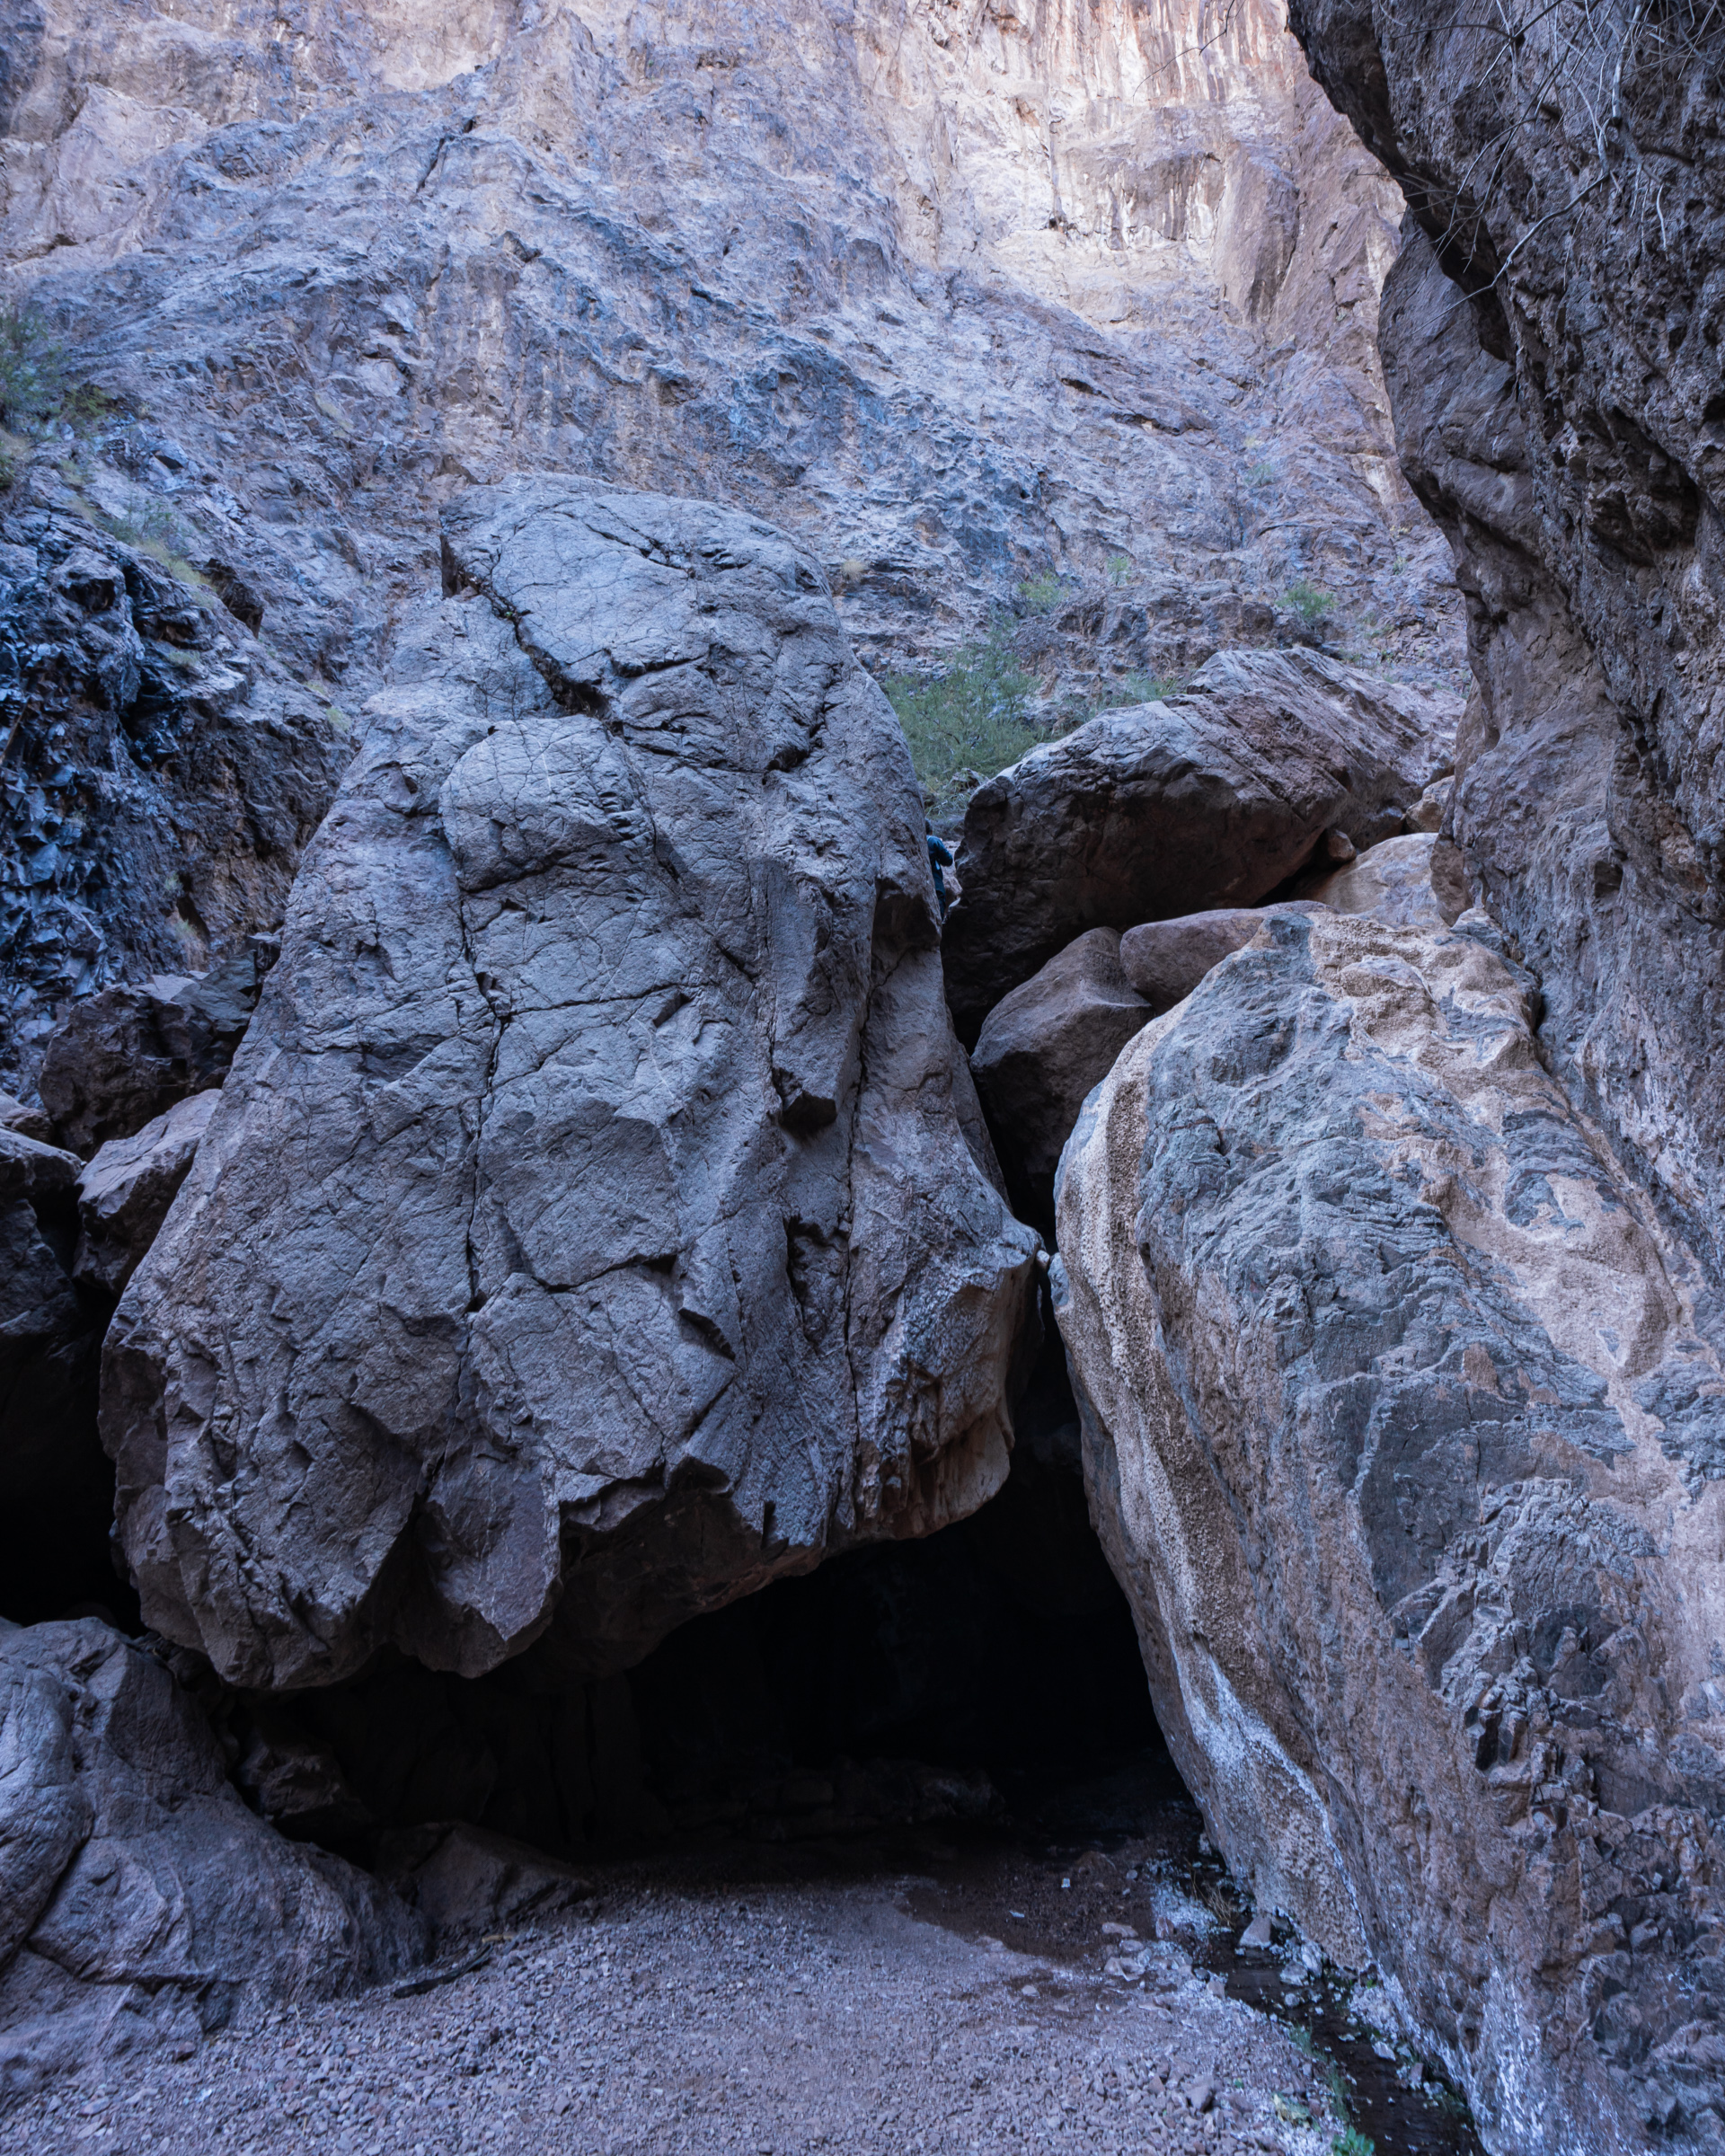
[101, 480, 1039, 1693]
[0, 1616, 427, 2093]
[969, 927, 1149, 1237]
[0, 0, 1461, 710]
[0, 505, 341, 1099]
[72, 1089, 217, 1294]
[1055, 906, 1725, 2155]
[942, 646, 1456, 1039]
[1287, 0, 1725, 1282]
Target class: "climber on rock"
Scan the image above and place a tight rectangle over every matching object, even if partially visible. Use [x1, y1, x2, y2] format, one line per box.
[926, 825, 956, 919]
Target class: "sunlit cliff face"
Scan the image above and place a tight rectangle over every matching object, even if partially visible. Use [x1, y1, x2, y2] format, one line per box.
[0, 1, 1451, 678]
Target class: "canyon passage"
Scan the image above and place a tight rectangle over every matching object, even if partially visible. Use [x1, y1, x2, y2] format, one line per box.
[2, 4, 1721, 2156]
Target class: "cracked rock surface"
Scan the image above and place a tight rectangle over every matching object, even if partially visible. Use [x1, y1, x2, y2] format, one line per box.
[101, 479, 1038, 1693]
[0, 1616, 427, 2098]
[1054, 906, 1725, 2153]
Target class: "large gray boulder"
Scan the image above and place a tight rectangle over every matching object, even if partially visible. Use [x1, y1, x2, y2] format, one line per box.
[1055, 907, 1725, 2155]
[941, 648, 1456, 1042]
[102, 481, 1039, 1693]
[969, 928, 1150, 1238]
[0, 1617, 427, 2094]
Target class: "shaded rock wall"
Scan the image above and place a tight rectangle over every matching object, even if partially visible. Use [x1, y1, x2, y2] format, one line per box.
[1055, 907, 1725, 2154]
[1289, 0, 1725, 1277]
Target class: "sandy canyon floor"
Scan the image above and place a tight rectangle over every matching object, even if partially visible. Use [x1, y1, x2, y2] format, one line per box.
[11, 1791, 1482, 2156]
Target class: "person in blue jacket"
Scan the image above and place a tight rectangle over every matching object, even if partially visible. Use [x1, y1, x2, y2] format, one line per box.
[925, 825, 955, 919]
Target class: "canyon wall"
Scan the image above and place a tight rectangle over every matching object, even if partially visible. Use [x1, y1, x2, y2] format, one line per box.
[1290, 0, 1725, 1280]
[0, 0, 1462, 1078]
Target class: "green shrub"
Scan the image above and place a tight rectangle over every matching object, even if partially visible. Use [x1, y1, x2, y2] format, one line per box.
[0, 305, 111, 434]
[1017, 572, 1065, 615]
[1331, 2131, 1375, 2156]
[0, 306, 71, 428]
[881, 631, 1040, 808]
[1106, 553, 1133, 586]
[1286, 578, 1335, 627]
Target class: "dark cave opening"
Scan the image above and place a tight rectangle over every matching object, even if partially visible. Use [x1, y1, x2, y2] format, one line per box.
[217, 1328, 1190, 1864]
[0, 1300, 1188, 1861]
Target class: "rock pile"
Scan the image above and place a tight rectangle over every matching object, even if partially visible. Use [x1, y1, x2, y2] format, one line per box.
[941, 648, 1456, 1042]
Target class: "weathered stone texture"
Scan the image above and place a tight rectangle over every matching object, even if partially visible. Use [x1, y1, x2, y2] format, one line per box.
[101, 481, 1039, 1693]
[0, 509, 341, 1099]
[1289, 0, 1725, 1277]
[0, 1617, 427, 2095]
[1056, 907, 1725, 2154]
[942, 647, 1455, 1039]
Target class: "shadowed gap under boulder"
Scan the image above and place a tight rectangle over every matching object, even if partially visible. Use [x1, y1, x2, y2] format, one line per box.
[212, 1332, 1184, 1863]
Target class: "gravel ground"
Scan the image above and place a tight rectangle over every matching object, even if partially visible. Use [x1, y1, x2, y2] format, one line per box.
[11, 1838, 1352, 2156]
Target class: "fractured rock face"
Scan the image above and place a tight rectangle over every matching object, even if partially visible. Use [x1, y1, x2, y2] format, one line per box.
[102, 480, 1039, 1694]
[0, 507, 340, 1100]
[1288, 0, 1725, 1286]
[0, 0, 1458, 702]
[969, 928, 1150, 1239]
[0, 1617, 426, 2093]
[942, 648, 1456, 1041]
[73, 1087, 220, 1295]
[1054, 906, 1725, 2153]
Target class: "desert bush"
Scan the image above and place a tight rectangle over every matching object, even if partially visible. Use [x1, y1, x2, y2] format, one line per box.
[1285, 578, 1335, 628]
[0, 305, 110, 433]
[881, 631, 1040, 807]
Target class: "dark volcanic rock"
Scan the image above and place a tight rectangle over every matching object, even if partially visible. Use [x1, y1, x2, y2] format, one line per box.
[102, 480, 1039, 1694]
[0, 1616, 426, 2093]
[941, 647, 1455, 1043]
[0, 506, 341, 1100]
[1055, 906, 1725, 2155]
[1288, 0, 1725, 1285]
[969, 928, 1150, 1239]
[36, 940, 275, 1156]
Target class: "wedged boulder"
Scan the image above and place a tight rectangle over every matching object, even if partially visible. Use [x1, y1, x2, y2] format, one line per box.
[37, 941, 274, 1156]
[942, 648, 1457, 1041]
[1053, 906, 1725, 2153]
[1118, 901, 1321, 1010]
[0, 1618, 427, 2094]
[73, 1091, 220, 1296]
[970, 929, 1150, 1237]
[0, 1129, 115, 1625]
[102, 481, 1039, 1693]
[1294, 830, 1460, 929]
